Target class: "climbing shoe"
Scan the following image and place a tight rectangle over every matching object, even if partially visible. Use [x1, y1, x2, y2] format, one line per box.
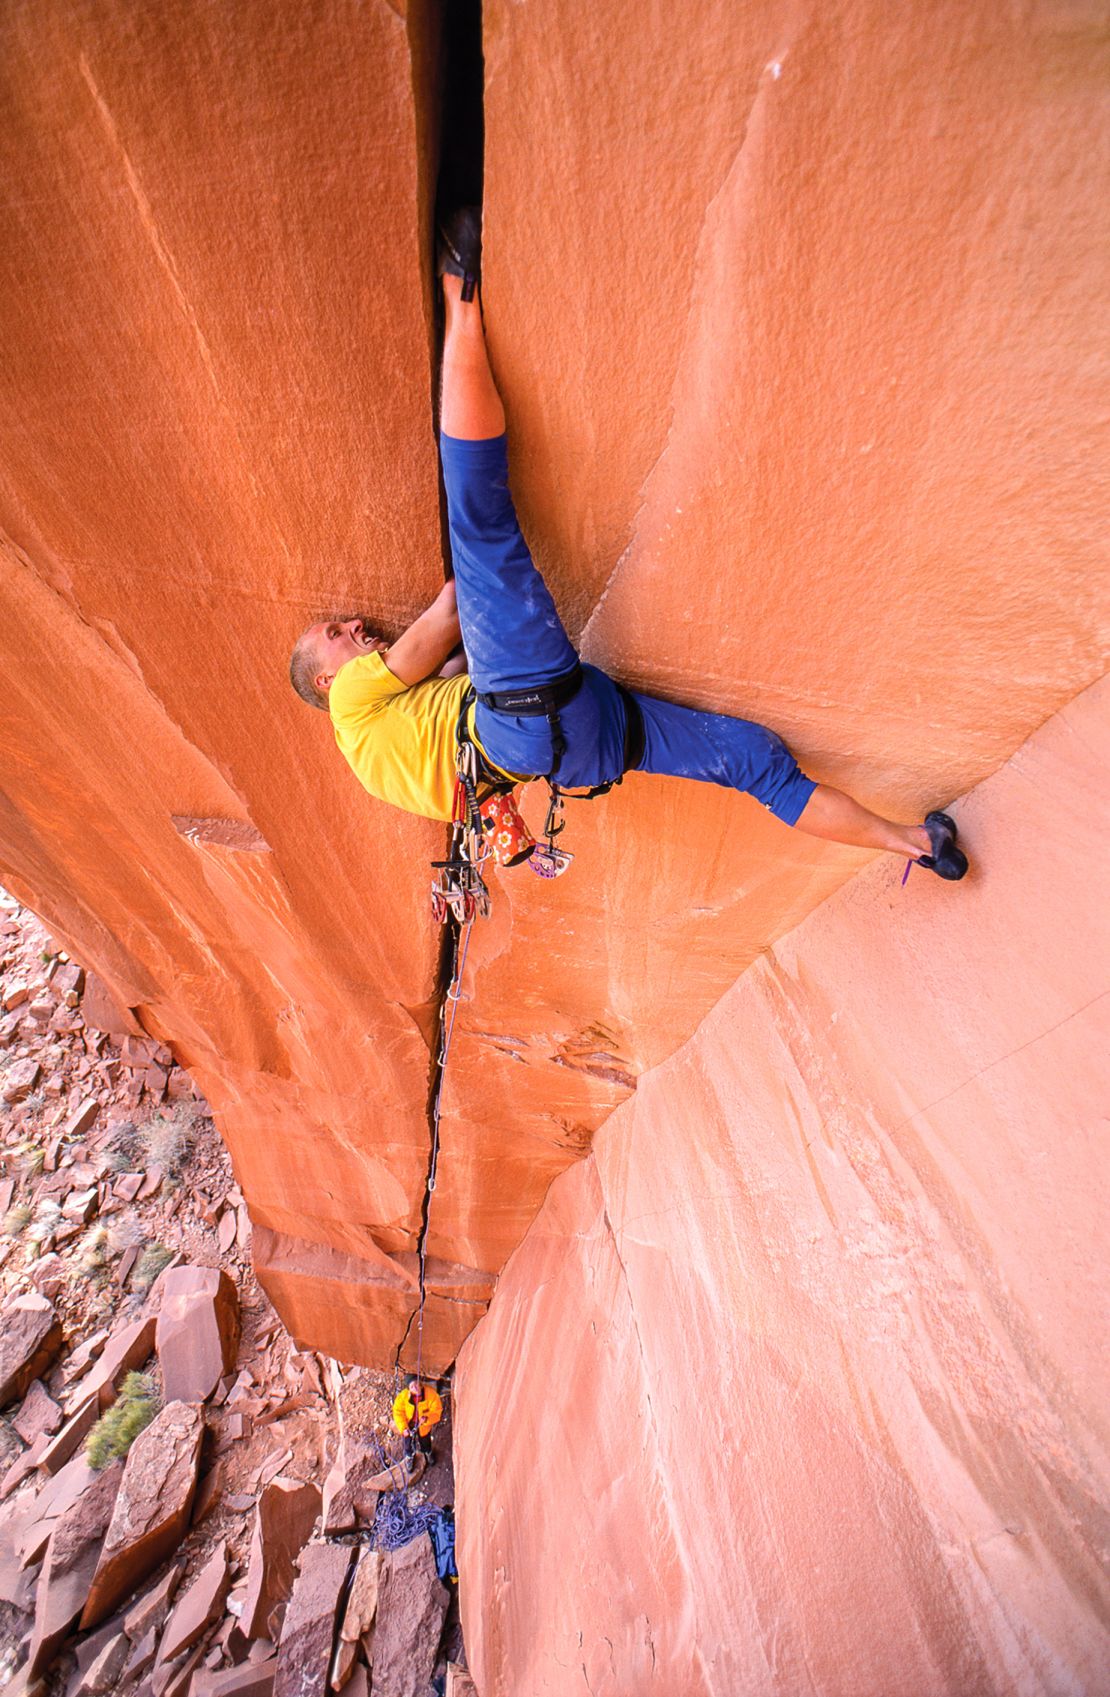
[437, 205, 481, 302]
[916, 810, 968, 880]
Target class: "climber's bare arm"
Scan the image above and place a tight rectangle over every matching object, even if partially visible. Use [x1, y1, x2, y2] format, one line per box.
[384, 581, 462, 686]
[437, 646, 468, 678]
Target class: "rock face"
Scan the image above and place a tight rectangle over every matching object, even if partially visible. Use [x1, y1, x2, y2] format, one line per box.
[456, 680, 1110, 1695]
[0, 2, 1106, 1689]
[0, 0, 1101, 1384]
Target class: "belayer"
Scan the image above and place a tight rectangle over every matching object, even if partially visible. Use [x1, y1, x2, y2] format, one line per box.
[290, 209, 968, 886]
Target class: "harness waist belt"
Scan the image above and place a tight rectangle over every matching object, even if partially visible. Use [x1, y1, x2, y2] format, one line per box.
[476, 663, 584, 716]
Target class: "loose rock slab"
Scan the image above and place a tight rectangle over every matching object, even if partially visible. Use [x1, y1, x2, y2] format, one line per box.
[0, 1294, 63, 1407]
[158, 1542, 231, 1664]
[274, 1543, 353, 1697]
[240, 1477, 322, 1640]
[370, 1538, 448, 1697]
[156, 1266, 239, 1404]
[81, 1401, 204, 1628]
[27, 1461, 121, 1675]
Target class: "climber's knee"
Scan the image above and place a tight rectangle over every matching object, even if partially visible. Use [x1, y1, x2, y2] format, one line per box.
[745, 727, 817, 826]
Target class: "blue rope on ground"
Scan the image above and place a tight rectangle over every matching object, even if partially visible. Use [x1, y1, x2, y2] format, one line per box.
[372, 1489, 444, 1552]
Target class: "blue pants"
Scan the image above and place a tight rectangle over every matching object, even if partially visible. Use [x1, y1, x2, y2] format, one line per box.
[441, 432, 817, 827]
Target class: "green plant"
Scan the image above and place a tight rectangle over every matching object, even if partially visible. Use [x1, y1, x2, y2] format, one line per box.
[2, 1203, 32, 1236]
[85, 1372, 159, 1470]
[131, 1242, 174, 1292]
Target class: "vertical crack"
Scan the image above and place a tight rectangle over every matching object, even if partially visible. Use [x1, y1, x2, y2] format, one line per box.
[396, 0, 485, 1372]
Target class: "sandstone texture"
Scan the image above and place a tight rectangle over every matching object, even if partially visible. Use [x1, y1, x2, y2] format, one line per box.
[156, 1265, 240, 1404]
[27, 1462, 121, 1674]
[82, 1400, 205, 1628]
[274, 1543, 353, 1697]
[0, 0, 1102, 1381]
[370, 1538, 448, 1697]
[456, 680, 1110, 1694]
[0, 0, 1107, 1690]
[239, 1476, 322, 1640]
[0, 1296, 64, 1407]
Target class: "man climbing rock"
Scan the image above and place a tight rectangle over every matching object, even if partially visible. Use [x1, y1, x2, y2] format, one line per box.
[290, 210, 968, 884]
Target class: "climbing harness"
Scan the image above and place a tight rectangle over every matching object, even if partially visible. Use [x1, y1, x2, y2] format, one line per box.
[430, 672, 647, 919]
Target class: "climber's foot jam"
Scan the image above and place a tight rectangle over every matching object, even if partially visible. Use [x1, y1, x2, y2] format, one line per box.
[916, 810, 969, 880]
[437, 206, 482, 301]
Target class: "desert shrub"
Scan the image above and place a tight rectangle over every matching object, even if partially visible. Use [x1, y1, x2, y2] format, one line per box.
[142, 1107, 197, 1189]
[106, 1216, 146, 1255]
[76, 1225, 111, 1279]
[86, 1372, 159, 1470]
[103, 1121, 142, 1173]
[131, 1242, 174, 1292]
[19, 1142, 45, 1178]
[2, 1203, 32, 1236]
[26, 1199, 62, 1245]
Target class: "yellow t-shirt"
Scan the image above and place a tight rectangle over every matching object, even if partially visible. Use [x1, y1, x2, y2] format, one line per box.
[330, 653, 517, 822]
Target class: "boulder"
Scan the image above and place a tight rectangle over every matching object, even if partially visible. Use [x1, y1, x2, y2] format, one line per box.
[122, 1561, 185, 1642]
[155, 1267, 239, 1405]
[368, 1538, 447, 1697]
[320, 1436, 417, 1535]
[66, 1316, 157, 1415]
[329, 1549, 380, 1691]
[157, 1543, 231, 1665]
[2, 1057, 41, 1103]
[37, 1394, 98, 1475]
[81, 1402, 204, 1628]
[274, 1544, 353, 1697]
[26, 1461, 121, 1675]
[0, 1295, 63, 1407]
[80, 974, 142, 1040]
[74, 1629, 130, 1697]
[13, 1380, 63, 1445]
[444, 1669, 478, 1697]
[239, 1477, 322, 1640]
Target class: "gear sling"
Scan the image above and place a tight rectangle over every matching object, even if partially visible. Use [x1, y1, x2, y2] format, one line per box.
[429, 663, 646, 923]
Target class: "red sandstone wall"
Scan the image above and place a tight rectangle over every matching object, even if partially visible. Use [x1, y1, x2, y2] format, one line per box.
[456, 679, 1110, 1695]
[1, 0, 1107, 1389]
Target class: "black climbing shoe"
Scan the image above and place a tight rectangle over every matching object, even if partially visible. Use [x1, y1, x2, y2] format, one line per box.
[437, 205, 482, 302]
[916, 810, 968, 881]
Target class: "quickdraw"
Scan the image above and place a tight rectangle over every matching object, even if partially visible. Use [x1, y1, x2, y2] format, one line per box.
[429, 736, 492, 926]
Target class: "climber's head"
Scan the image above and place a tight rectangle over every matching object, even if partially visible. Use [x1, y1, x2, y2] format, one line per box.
[289, 616, 387, 711]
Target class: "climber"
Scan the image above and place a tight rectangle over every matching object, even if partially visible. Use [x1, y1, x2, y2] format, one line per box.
[289, 209, 968, 882]
[393, 1379, 443, 1458]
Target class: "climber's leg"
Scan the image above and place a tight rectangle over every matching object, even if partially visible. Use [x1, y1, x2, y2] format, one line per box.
[791, 786, 929, 857]
[440, 271, 504, 442]
[631, 690, 931, 857]
[438, 273, 578, 698]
